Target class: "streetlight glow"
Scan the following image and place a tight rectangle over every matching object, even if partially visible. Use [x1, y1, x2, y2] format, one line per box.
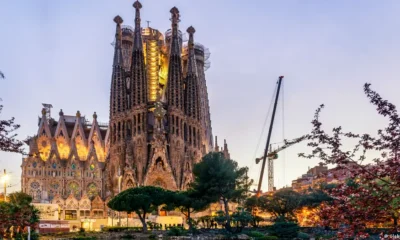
[1, 175, 9, 183]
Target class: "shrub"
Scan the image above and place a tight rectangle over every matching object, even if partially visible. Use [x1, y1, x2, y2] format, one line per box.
[147, 221, 162, 230]
[270, 221, 299, 239]
[264, 237, 279, 240]
[15, 233, 40, 240]
[316, 234, 336, 239]
[71, 237, 97, 240]
[297, 231, 310, 239]
[246, 231, 279, 240]
[102, 226, 142, 232]
[167, 227, 187, 236]
[121, 233, 136, 239]
[148, 233, 157, 239]
[247, 231, 266, 239]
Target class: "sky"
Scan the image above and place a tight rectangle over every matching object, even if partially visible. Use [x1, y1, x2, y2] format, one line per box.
[1, 0, 400, 194]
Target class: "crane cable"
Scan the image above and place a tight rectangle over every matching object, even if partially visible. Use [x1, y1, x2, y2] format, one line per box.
[249, 82, 278, 174]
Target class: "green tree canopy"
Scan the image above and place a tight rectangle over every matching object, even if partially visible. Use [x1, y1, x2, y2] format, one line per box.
[258, 188, 301, 222]
[170, 190, 209, 231]
[191, 152, 252, 232]
[8, 192, 33, 207]
[107, 186, 172, 232]
[0, 191, 39, 238]
[299, 189, 333, 209]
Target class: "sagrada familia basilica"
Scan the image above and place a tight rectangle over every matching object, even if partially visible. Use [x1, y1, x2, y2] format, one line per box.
[20, 1, 230, 222]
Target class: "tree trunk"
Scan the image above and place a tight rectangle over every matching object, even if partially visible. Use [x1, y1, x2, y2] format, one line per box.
[394, 216, 398, 227]
[187, 210, 193, 231]
[223, 199, 232, 232]
[136, 211, 147, 233]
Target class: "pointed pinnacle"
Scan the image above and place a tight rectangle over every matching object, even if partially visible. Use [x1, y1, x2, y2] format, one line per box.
[187, 26, 195, 34]
[170, 6, 179, 14]
[114, 15, 123, 24]
[133, 0, 142, 9]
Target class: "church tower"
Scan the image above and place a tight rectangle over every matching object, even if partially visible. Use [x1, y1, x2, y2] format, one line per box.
[110, 15, 127, 117]
[165, 7, 186, 189]
[108, 15, 128, 195]
[106, 1, 215, 197]
[182, 26, 203, 188]
[128, 1, 148, 186]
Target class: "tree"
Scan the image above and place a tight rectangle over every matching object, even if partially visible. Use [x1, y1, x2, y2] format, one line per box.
[8, 192, 33, 206]
[0, 201, 14, 237]
[231, 207, 253, 231]
[170, 190, 209, 231]
[244, 196, 263, 227]
[0, 71, 24, 154]
[258, 188, 301, 222]
[107, 186, 171, 232]
[0, 192, 39, 238]
[191, 152, 252, 232]
[295, 83, 400, 237]
[299, 189, 333, 209]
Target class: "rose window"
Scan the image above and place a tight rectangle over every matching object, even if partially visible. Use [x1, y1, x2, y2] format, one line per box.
[31, 182, 40, 189]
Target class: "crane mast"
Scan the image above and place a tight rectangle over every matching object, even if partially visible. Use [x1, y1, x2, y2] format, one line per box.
[268, 152, 275, 192]
[256, 141, 298, 192]
[256, 76, 284, 197]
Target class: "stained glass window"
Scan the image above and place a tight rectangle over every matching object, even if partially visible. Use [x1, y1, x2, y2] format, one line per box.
[32, 162, 37, 168]
[31, 182, 40, 189]
[87, 183, 98, 199]
[90, 164, 95, 171]
[52, 163, 57, 169]
[71, 163, 76, 170]
[68, 182, 80, 199]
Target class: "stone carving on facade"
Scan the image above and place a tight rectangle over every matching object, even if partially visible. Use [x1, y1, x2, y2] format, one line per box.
[79, 194, 91, 210]
[65, 194, 79, 210]
[52, 194, 65, 209]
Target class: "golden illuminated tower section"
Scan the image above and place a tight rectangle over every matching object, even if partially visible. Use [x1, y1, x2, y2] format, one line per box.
[142, 28, 165, 102]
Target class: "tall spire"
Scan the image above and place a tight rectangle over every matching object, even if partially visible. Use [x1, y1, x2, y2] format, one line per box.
[170, 7, 181, 55]
[110, 15, 127, 116]
[131, 0, 147, 107]
[113, 15, 124, 67]
[133, 0, 143, 50]
[184, 26, 200, 120]
[167, 7, 184, 110]
[186, 26, 197, 76]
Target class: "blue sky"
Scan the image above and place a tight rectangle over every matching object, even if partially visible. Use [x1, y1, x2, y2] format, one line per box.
[1, 0, 400, 193]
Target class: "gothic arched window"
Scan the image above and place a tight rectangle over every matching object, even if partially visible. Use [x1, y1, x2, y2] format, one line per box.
[67, 182, 80, 199]
[87, 183, 98, 199]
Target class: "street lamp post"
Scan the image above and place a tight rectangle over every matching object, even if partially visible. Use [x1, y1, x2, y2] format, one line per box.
[1, 169, 9, 201]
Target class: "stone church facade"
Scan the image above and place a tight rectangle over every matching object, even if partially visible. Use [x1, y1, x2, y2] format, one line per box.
[21, 1, 230, 222]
